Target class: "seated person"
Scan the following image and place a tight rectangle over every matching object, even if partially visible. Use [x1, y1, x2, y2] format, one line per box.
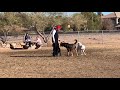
[35, 36, 42, 49]
[23, 33, 31, 47]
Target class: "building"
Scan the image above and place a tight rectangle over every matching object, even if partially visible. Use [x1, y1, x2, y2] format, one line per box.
[101, 12, 120, 30]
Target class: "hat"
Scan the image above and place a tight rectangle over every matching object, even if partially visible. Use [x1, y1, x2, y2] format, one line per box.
[55, 25, 62, 30]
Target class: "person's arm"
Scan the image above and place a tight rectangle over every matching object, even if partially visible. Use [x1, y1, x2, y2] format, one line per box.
[52, 30, 56, 43]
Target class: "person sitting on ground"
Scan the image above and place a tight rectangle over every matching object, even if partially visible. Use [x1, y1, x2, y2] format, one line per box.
[23, 33, 31, 47]
[35, 36, 42, 49]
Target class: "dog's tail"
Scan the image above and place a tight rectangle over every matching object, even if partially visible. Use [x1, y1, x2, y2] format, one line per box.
[74, 39, 78, 44]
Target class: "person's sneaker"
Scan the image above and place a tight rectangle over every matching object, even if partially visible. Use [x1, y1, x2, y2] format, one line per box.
[58, 53, 61, 56]
[53, 54, 58, 57]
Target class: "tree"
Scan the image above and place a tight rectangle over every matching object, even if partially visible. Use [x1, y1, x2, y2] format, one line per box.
[0, 13, 10, 44]
[81, 12, 102, 30]
[45, 12, 64, 17]
[15, 12, 33, 28]
[61, 16, 72, 31]
[0, 12, 30, 44]
[29, 12, 64, 44]
[30, 12, 49, 32]
[101, 19, 115, 30]
[97, 12, 103, 16]
[71, 13, 87, 31]
[45, 12, 64, 26]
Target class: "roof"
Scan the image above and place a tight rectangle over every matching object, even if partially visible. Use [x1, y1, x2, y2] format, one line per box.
[115, 12, 120, 17]
[101, 12, 120, 19]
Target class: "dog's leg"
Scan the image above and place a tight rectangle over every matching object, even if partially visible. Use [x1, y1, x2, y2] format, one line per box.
[59, 51, 61, 56]
[76, 49, 78, 56]
[71, 52, 73, 56]
[80, 50, 82, 55]
[81, 50, 83, 55]
[77, 49, 79, 56]
[67, 51, 69, 56]
[83, 50, 86, 55]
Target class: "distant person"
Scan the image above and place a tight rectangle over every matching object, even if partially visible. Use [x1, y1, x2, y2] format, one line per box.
[35, 36, 42, 49]
[23, 33, 31, 47]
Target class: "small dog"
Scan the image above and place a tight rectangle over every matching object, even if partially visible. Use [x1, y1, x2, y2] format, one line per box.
[60, 39, 78, 56]
[76, 42, 86, 55]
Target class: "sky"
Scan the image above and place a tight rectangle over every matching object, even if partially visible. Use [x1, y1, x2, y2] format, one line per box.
[66, 12, 112, 16]
[102, 12, 112, 15]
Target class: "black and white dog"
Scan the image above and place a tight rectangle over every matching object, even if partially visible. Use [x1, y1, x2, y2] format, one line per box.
[60, 39, 78, 56]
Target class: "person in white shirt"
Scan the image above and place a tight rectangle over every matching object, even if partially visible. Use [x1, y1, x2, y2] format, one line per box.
[35, 36, 42, 49]
[52, 26, 60, 56]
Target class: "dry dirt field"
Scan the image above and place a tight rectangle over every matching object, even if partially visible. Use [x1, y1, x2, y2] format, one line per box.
[0, 33, 120, 78]
[0, 45, 120, 78]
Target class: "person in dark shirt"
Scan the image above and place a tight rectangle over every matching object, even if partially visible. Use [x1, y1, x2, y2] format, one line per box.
[23, 33, 31, 47]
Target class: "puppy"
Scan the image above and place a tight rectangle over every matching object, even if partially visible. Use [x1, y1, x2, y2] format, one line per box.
[76, 42, 86, 55]
[60, 39, 78, 56]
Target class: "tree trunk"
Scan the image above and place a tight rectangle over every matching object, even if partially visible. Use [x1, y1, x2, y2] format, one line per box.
[34, 26, 47, 43]
[32, 25, 53, 44]
[0, 30, 8, 44]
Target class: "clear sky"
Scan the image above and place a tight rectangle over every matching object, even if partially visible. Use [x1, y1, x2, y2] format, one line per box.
[66, 12, 112, 16]
[102, 12, 112, 15]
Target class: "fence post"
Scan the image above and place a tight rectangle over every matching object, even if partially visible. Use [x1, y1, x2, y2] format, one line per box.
[102, 30, 103, 44]
[78, 31, 80, 41]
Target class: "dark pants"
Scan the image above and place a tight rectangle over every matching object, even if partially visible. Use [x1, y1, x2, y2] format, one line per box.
[25, 41, 31, 47]
[35, 43, 41, 49]
[52, 43, 59, 56]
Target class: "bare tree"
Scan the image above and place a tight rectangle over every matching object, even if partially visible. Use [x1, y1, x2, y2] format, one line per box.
[30, 23, 53, 44]
[0, 26, 10, 44]
[29, 12, 64, 44]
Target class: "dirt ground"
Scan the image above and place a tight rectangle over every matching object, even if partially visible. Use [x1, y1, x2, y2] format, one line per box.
[0, 44, 120, 78]
[0, 33, 120, 78]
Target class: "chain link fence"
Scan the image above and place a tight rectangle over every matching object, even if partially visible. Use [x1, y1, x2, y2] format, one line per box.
[1, 30, 120, 46]
[51, 30, 120, 46]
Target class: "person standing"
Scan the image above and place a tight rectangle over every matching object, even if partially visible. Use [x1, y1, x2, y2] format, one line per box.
[52, 26, 60, 57]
